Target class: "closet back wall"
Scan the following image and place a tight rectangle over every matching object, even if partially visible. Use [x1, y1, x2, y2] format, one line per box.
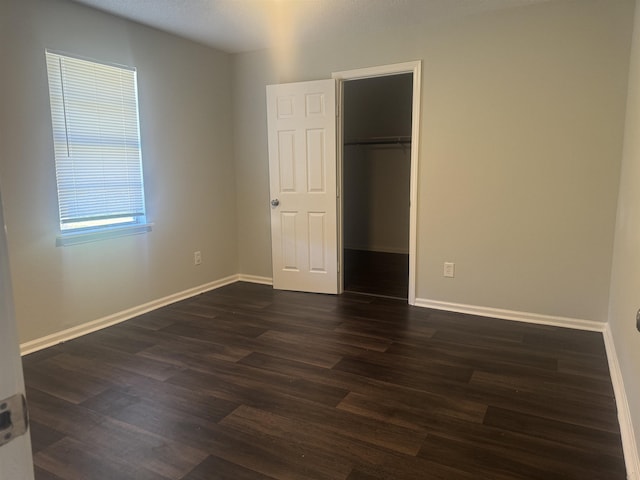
[343, 74, 413, 254]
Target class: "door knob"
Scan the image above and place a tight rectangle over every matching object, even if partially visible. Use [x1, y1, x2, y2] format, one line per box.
[271, 199, 280, 207]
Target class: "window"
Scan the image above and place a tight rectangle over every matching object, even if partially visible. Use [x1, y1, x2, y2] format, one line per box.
[45, 50, 150, 246]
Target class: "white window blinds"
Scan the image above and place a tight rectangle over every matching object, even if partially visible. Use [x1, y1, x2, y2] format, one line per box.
[45, 51, 146, 232]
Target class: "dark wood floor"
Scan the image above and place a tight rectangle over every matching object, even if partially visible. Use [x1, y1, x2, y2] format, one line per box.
[23, 282, 626, 479]
[344, 249, 409, 299]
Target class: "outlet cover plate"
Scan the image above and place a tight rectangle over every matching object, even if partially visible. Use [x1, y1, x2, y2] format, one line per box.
[444, 262, 455, 278]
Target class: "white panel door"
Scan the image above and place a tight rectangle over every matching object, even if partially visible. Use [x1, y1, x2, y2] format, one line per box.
[0, 191, 34, 480]
[267, 79, 338, 294]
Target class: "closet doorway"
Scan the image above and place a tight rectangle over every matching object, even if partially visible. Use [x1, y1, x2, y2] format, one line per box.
[341, 73, 414, 300]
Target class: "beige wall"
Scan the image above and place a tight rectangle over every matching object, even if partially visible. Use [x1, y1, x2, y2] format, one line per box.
[232, 51, 277, 278]
[609, 0, 640, 459]
[0, 0, 238, 343]
[233, 0, 633, 322]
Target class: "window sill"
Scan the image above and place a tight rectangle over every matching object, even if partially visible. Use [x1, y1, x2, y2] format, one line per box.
[56, 223, 153, 247]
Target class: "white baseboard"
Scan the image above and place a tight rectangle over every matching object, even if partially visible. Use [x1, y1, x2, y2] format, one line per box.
[20, 274, 240, 356]
[238, 274, 273, 285]
[603, 325, 640, 480]
[414, 298, 605, 332]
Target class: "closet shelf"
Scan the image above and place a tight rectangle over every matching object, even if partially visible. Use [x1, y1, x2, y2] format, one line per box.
[344, 136, 411, 146]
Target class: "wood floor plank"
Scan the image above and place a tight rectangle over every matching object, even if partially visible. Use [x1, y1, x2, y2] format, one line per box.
[482, 405, 625, 458]
[125, 308, 178, 330]
[220, 405, 476, 480]
[419, 433, 577, 480]
[28, 421, 66, 454]
[223, 389, 428, 457]
[182, 455, 277, 480]
[78, 327, 157, 354]
[384, 339, 559, 372]
[33, 466, 65, 480]
[54, 339, 187, 381]
[168, 369, 423, 456]
[469, 370, 620, 430]
[79, 386, 141, 416]
[22, 361, 112, 404]
[74, 416, 209, 479]
[42, 352, 152, 387]
[22, 282, 626, 480]
[220, 403, 407, 464]
[26, 387, 107, 439]
[241, 351, 488, 434]
[416, 413, 626, 480]
[336, 391, 487, 430]
[117, 322, 255, 363]
[82, 376, 239, 424]
[332, 354, 472, 391]
[167, 358, 350, 407]
[34, 436, 171, 480]
[112, 401, 352, 480]
[256, 329, 383, 358]
[522, 328, 608, 356]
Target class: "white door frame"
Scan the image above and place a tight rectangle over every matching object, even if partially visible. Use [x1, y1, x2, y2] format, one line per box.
[332, 61, 421, 305]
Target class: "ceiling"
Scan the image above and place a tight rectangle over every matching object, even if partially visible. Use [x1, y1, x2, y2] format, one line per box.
[71, 0, 555, 54]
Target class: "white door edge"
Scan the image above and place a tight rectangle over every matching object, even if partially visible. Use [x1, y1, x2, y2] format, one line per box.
[0, 190, 34, 479]
[332, 60, 422, 306]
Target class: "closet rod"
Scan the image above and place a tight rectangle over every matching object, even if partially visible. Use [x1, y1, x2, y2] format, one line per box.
[344, 136, 411, 146]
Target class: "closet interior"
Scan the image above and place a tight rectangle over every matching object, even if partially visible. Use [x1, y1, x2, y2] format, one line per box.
[342, 73, 413, 299]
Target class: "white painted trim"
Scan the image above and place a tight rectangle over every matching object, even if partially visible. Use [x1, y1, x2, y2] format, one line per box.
[332, 60, 421, 306]
[336, 77, 345, 296]
[407, 62, 421, 307]
[20, 274, 240, 356]
[603, 324, 640, 480]
[414, 298, 605, 332]
[238, 274, 273, 285]
[332, 61, 423, 81]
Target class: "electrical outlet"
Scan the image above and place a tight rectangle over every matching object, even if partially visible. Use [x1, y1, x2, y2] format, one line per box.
[194, 251, 202, 266]
[443, 262, 455, 278]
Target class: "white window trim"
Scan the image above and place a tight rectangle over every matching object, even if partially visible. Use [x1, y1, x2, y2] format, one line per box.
[56, 222, 153, 247]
